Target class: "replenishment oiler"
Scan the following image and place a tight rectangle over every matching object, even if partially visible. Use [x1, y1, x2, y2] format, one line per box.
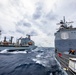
[55, 17, 76, 54]
[0, 32, 37, 51]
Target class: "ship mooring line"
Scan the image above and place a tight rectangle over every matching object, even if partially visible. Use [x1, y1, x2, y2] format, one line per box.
[56, 55, 68, 66]
[61, 56, 69, 61]
[59, 57, 76, 75]
[56, 55, 76, 75]
[59, 58, 76, 75]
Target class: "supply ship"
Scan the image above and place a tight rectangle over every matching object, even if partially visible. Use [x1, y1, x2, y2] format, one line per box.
[55, 17, 76, 53]
[0, 32, 37, 51]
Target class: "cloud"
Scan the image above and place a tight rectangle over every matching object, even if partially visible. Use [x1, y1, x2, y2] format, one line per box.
[28, 30, 38, 36]
[45, 10, 57, 20]
[16, 29, 25, 34]
[33, 2, 43, 19]
[17, 20, 31, 27]
[0, 0, 76, 47]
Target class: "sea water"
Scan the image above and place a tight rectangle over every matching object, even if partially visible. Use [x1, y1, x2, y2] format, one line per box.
[0, 47, 67, 75]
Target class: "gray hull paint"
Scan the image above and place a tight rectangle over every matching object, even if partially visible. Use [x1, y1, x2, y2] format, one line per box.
[0, 46, 37, 51]
[55, 39, 76, 52]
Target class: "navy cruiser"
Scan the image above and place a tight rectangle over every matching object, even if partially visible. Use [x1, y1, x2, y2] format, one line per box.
[0, 34, 37, 51]
[55, 17, 76, 53]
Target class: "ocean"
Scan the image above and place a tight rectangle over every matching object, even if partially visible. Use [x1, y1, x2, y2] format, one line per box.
[0, 47, 67, 75]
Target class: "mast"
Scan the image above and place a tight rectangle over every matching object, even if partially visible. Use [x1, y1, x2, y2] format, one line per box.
[0, 30, 1, 43]
[63, 16, 65, 23]
[0, 30, 1, 35]
[57, 16, 73, 29]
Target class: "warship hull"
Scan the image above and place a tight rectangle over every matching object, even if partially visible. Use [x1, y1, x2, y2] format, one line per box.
[55, 39, 76, 52]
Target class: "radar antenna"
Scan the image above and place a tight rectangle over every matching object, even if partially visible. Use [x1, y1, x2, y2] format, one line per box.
[57, 16, 73, 29]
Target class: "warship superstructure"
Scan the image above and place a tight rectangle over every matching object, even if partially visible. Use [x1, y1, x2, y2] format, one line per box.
[55, 17, 76, 52]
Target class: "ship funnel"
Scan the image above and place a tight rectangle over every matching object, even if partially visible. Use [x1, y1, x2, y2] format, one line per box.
[26, 34, 31, 40]
[28, 35, 30, 40]
[4, 36, 6, 42]
[10, 36, 13, 43]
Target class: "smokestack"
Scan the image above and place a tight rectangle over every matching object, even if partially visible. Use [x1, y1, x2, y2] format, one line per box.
[10, 36, 13, 43]
[28, 35, 30, 40]
[4, 36, 6, 42]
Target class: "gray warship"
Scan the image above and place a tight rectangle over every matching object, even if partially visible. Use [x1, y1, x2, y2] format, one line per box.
[0, 34, 37, 51]
[55, 17, 76, 53]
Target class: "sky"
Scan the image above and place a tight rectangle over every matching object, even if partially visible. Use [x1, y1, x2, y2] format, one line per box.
[0, 0, 76, 47]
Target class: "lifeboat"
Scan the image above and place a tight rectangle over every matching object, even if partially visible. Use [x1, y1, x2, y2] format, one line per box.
[28, 42, 32, 45]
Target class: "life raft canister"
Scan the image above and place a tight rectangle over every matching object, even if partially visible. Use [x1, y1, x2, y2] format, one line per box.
[28, 42, 32, 45]
[58, 53, 62, 57]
